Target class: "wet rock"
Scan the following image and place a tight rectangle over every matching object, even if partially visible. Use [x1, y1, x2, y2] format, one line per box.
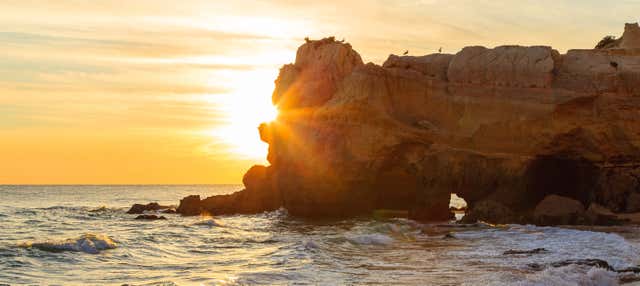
[550, 259, 614, 271]
[177, 166, 282, 216]
[503, 248, 548, 255]
[161, 208, 177, 214]
[126, 202, 171, 214]
[443, 233, 456, 239]
[134, 214, 166, 220]
[89, 206, 108, 212]
[617, 266, 640, 273]
[527, 259, 614, 272]
[176, 195, 202, 215]
[619, 274, 640, 284]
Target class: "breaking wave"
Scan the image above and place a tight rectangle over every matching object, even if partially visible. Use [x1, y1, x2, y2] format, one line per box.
[19, 234, 117, 254]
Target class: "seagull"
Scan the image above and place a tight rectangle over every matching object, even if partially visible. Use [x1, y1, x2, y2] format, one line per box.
[403, 50, 409, 55]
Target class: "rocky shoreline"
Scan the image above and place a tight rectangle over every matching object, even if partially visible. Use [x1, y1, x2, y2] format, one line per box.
[175, 24, 640, 226]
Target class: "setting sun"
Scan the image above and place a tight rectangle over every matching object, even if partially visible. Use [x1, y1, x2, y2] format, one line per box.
[3, 1, 640, 285]
[210, 69, 279, 160]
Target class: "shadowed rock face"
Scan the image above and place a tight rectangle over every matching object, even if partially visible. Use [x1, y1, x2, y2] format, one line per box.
[179, 25, 640, 225]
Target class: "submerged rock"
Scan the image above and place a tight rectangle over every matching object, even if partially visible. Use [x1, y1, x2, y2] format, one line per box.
[527, 259, 613, 272]
[503, 248, 548, 255]
[178, 25, 640, 225]
[550, 259, 614, 271]
[134, 214, 166, 220]
[126, 202, 171, 214]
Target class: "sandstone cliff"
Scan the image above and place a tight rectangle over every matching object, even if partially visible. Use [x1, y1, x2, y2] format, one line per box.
[179, 25, 640, 225]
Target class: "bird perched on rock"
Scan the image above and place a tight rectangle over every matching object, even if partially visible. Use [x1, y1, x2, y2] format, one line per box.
[438, 47, 442, 53]
[403, 50, 408, 55]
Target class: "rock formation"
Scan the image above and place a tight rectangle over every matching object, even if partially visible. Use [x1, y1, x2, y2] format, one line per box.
[179, 24, 640, 225]
[126, 202, 172, 214]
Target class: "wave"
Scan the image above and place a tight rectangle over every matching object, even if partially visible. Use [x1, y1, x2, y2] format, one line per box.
[19, 234, 117, 254]
[515, 265, 618, 286]
[193, 218, 224, 227]
[345, 233, 394, 245]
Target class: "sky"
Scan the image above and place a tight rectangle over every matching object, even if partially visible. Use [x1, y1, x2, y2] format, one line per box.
[1, 0, 639, 184]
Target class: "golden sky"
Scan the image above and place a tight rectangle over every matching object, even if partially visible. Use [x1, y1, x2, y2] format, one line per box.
[1, 0, 638, 184]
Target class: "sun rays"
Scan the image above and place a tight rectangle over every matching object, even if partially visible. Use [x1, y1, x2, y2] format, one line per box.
[209, 68, 279, 160]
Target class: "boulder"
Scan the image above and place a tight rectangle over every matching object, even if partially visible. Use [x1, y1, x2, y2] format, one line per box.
[176, 166, 282, 216]
[161, 208, 177, 214]
[503, 248, 548, 255]
[176, 195, 202, 216]
[533, 195, 585, 225]
[126, 202, 171, 214]
[134, 214, 166, 220]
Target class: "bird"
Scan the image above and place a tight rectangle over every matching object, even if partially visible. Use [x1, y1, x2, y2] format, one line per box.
[438, 47, 442, 53]
[403, 50, 409, 55]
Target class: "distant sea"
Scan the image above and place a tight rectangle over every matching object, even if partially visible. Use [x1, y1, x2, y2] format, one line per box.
[0, 185, 639, 285]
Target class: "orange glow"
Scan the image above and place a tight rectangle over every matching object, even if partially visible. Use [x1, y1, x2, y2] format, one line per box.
[208, 69, 279, 160]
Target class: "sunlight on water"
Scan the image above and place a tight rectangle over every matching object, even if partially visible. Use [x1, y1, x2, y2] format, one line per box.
[1, 185, 639, 285]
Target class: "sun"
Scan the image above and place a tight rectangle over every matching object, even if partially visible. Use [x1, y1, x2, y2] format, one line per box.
[210, 69, 279, 160]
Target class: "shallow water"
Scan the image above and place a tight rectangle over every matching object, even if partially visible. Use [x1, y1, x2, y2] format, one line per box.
[1, 185, 639, 285]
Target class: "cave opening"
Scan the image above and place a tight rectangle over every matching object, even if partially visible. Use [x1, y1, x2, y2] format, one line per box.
[449, 193, 468, 220]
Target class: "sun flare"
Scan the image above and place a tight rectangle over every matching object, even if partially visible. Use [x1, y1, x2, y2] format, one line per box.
[210, 69, 279, 160]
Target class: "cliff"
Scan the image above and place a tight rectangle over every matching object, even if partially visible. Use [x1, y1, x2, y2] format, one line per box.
[179, 26, 640, 225]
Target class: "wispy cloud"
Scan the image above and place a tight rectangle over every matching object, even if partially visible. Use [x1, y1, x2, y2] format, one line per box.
[1, 0, 639, 183]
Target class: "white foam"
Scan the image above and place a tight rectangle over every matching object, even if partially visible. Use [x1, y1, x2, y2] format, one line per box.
[452, 225, 640, 270]
[21, 234, 116, 254]
[303, 240, 319, 249]
[346, 234, 394, 246]
[194, 218, 223, 227]
[516, 265, 618, 286]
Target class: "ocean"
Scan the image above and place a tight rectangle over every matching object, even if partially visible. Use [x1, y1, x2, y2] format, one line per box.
[0, 185, 639, 285]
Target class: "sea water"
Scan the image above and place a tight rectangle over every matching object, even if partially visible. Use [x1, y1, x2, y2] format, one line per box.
[0, 185, 639, 285]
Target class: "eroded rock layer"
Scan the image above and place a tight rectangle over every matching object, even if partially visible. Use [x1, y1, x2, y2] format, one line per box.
[179, 26, 640, 225]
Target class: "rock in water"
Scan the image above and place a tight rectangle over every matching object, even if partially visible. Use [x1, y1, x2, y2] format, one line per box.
[178, 25, 640, 225]
[134, 214, 166, 220]
[176, 195, 202, 215]
[126, 202, 171, 214]
[504, 248, 548, 255]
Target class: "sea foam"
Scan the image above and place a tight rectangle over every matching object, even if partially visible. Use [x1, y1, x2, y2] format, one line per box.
[193, 218, 224, 227]
[516, 265, 619, 286]
[20, 234, 117, 254]
[346, 234, 394, 245]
